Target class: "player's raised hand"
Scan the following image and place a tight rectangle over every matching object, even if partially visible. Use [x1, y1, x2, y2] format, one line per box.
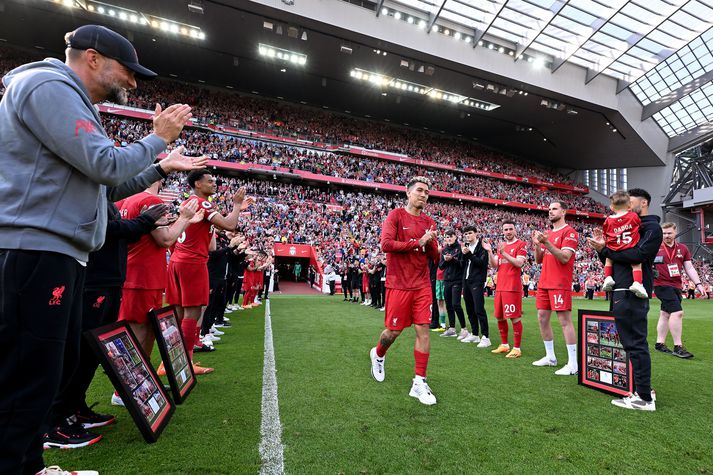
[153, 103, 193, 144]
[481, 239, 492, 252]
[189, 209, 205, 224]
[178, 197, 199, 220]
[587, 228, 606, 251]
[159, 146, 208, 173]
[141, 204, 169, 224]
[532, 230, 547, 244]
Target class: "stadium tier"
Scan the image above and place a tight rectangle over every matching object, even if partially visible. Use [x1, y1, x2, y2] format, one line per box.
[2, 7, 712, 474]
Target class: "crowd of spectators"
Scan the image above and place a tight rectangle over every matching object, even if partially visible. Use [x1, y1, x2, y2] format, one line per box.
[162, 173, 605, 288]
[1, 43, 578, 186]
[103, 116, 609, 213]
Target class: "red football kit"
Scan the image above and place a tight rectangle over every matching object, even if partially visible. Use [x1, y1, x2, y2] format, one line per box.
[116, 192, 165, 324]
[494, 239, 527, 319]
[166, 196, 218, 307]
[654, 242, 691, 289]
[603, 211, 641, 251]
[536, 224, 578, 312]
[381, 208, 439, 331]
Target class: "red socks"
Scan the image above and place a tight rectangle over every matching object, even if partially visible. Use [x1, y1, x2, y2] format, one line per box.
[632, 269, 643, 284]
[604, 265, 612, 277]
[497, 319, 509, 345]
[512, 320, 523, 348]
[181, 318, 198, 360]
[414, 349, 429, 377]
[376, 342, 387, 358]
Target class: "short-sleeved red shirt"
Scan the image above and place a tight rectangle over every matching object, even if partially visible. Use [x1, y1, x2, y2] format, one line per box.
[603, 211, 641, 251]
[539, 224, 578, 290]
[119, 192, 166, 290]
[496, 239, 527, 292]
[170, 196, 218, 264]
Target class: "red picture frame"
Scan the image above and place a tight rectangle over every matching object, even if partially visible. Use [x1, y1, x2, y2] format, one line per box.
[148, 305, 196, 404]
[578, 310, 634, 396]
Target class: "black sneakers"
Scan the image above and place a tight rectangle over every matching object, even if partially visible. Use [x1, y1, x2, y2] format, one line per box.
[655, 343, 673, 354]
[75, 405, 115, 429]
[672, 345, 694, 359]
[43, 420, 102, 449]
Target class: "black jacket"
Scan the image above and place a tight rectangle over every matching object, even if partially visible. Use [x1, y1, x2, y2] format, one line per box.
[85, 202, 157, 290]
[461, 240, 488, 285]
[600, 214, 662, 295]
[439, 242, 464, 282]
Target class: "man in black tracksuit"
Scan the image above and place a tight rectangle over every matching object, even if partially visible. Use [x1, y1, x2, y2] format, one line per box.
[45, 201, 167, 447]
[589, 188, 662, 411]
[461, 226, 490, 344]
[439, 230, 466, 334]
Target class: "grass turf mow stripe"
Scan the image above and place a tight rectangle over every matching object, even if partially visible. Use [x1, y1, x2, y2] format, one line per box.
[259, 299, 285, 475]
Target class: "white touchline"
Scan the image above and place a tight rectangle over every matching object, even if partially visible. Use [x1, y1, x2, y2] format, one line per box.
[259, 299, 285, 475]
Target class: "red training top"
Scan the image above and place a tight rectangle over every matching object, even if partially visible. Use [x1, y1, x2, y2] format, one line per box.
[119, 192, 167, 290]
[381, 208, 439, 291]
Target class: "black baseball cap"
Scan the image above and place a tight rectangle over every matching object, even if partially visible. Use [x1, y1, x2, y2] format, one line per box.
[65, 25, 156, 79]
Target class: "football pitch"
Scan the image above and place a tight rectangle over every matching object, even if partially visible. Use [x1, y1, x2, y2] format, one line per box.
[46, 295, 713, 474]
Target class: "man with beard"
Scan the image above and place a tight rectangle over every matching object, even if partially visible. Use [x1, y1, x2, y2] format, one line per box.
[0, 24, 196, 475]
[532, 202, 580, 376]
[369, 177, 439, 405]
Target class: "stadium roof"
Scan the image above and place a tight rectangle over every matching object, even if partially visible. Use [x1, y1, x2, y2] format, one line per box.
[371, 0, 713, 140]
[2, 0, 711, 169]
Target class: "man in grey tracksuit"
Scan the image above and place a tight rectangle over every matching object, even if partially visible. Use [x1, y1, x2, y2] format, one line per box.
[0, 25, 199, 475]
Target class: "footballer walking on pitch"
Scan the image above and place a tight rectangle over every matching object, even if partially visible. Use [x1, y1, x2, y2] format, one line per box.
[532, 201, 580, 375]
[369, 176, 440, 405]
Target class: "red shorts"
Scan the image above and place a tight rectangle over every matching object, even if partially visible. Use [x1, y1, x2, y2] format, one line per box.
[384, 287, 432, 331]
[362, 274, 369, 293]
[494, 290, 523, 319]
[166, 260, 209, 307]
[536, 288, 572, 312]
[118, 288, 163, 324]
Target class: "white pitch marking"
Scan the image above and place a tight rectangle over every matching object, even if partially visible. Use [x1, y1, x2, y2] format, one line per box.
[259, 299, 285, 475]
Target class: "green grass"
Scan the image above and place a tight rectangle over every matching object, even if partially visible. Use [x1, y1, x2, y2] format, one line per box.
[47, 296, 713, 474]
[44, 305, 265, 474]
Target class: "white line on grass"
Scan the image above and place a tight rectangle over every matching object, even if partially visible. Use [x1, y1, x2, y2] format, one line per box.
[259, 299, 285, 475]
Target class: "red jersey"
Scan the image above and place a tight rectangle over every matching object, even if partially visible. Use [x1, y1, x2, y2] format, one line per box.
[496, 239, 528, 292]
[119, 192, 167, 290]
[603, 211, 641, 251]
[539, 224, 578, 290]
[654, 242, 691, 289]
[381, 208, 439, 291]
[170, 196, 218, 264]
[436, 267, 445, 281]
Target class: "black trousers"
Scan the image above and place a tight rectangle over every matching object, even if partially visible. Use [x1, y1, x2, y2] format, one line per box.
[430, 279, 439, 328]
[262, 274, 271, 300]
[586, 288, 595, 300]
[51, 287, 122, 426]
[523, 285, 529, 298]
[463, 283, 488, 337]
[225, 273, 240, 305]
[328, 280, 336, 295]
[0, 250, 85, 475]
[203, 280, 226, 335]
[342, 277, 352, 299]
[611, 291, 652, 401]
[444, 281, 466, 328]
[372, 282, 382, 307]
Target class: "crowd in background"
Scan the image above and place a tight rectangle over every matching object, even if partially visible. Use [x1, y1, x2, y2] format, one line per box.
[104, 116, 608, 213]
